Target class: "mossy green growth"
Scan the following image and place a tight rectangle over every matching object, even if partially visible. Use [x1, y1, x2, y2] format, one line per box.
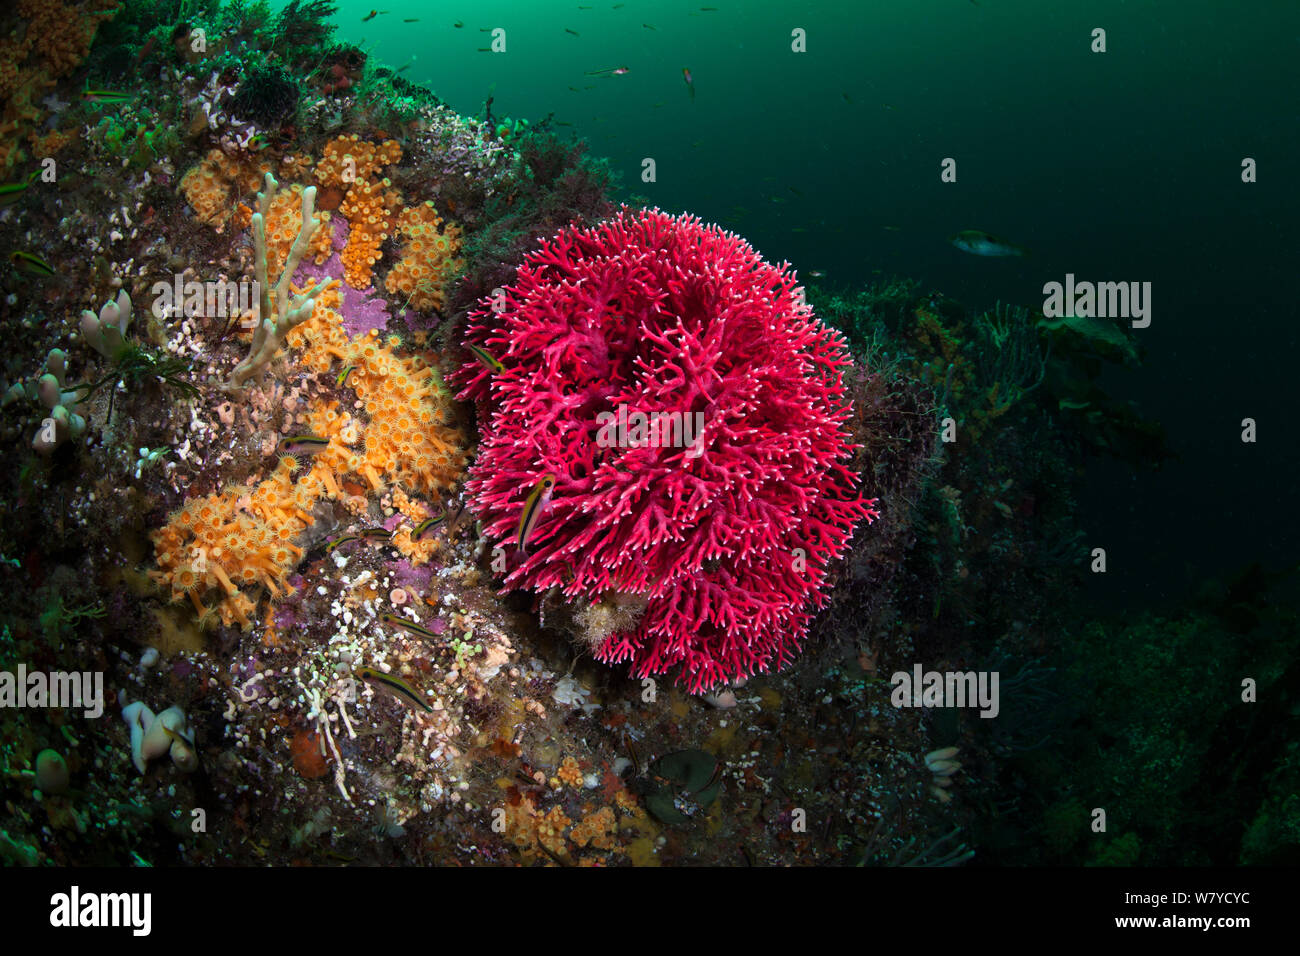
[1038, 798, 1089, 859]
[97, 117, 128, 154]
[449, 637, 483, 670]
[1065, 615, 1233, 863]
[127, 126, 155, 169]
[1087, 831, 1141, 867]
[39, 597, 105, 650]
[1239, 745, 1300, 865]
[806, 278, 923, 356]
[94, 118, 179, 171]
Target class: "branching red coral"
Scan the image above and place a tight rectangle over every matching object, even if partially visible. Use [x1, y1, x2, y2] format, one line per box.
[456, 207, 878, 692]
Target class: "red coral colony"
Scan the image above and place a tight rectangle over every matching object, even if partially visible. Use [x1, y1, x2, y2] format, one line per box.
[456, 207, 879, 693]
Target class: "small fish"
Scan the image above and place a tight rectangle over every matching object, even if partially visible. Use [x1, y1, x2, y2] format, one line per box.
[80, 89, 133, 105]
[682, 67, 695, 100]
[356, 666, 433, 712]
[409, 18, 424, 23]
[247, 133, 272, 151]
[361, 10, 388, 22]
[468, 343, 505, 374]
[623, 732, 642, 776]
[518, 474, 557, 553]
[412, 514, 445, 539]
[882, 224, 901, 231]
[643, 23, 656, 30]
[337, 365, 357, 388]
[687, 759, 724, 797]
[325, 534, 360, 554]
[443, 500, 471, 539]
[537, 837, 573, 867]
[277, 434, 330, 456]
[565, 28, 580, 36]
[9, 250, 54, 277]
[131, 35, 157, 70]
[842, 92, 853, 103]
[949, 229, 1028, 257]
[360, 527, 393, 542]
[807, 269, 827, 278]
[700, 6, 719, 9]
[395, 63, 410, 73]
[787, 185, 803, 196]
[160, 723, 195, 749]
[586, 65, 630, 75]
[380, 613, 441, 643]
[568, 85, 581, 92]
[477, 48, 491, 53]
[0, 174, 36, 207]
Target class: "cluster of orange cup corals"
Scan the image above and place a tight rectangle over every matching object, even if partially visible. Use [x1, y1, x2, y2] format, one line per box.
[152, 282, 465, 628]
[17, 0, 119, 76]
[337, 176, 399, 288]
[158, 133, 466, 626]
[386, 202, 464, 312]
[285, 291, 465, 498]
[0, 36, 36, 109]
[315, 133, 401, 185]
[257, 183, 334, 273]
[0, 1, 120, 172]
[181, 149, 273, 230]
[556, 756, 585, 788]
[149, 457, 307, 630]
[501, 793, 626, 862]
[312, 134, 462, 304]
[315, 135, 403, 288]
[150, 397, 354, 629]
[502, 794, 571, 860]
[570, 807, 619, 851]
[182, 133, 462, 310]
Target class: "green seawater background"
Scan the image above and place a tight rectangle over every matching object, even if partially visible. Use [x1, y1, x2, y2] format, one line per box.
[280, 0, 1298, 605]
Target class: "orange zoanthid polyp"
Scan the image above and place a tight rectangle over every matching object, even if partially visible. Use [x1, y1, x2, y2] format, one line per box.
[152, 152, 466, 630]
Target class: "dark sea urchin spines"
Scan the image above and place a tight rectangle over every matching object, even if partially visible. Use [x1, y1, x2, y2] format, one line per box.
[229, 64, 300, 129]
